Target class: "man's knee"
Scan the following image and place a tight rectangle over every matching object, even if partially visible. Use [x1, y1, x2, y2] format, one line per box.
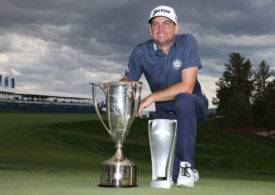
[174, 94, 196, 116]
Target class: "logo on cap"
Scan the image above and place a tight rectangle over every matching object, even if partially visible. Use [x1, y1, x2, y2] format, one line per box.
[152, 9, 170, 17]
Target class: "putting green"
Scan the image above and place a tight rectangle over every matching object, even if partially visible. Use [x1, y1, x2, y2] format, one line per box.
[0, 112, 275, 194]
[1, 166, 275, 195]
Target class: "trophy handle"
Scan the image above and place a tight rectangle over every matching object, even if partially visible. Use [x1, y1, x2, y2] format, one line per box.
[98, 83, 107, 95]
[90, 83, 113, 137]
[127, 82, 142, 130]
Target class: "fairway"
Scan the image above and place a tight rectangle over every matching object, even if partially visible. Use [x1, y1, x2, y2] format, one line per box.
[0, 112, 275, 195]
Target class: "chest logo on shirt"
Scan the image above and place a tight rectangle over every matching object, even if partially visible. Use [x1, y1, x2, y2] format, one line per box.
[172, 59, 182, 70]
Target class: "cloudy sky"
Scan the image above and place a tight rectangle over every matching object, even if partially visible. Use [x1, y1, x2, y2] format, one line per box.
[0, 0, 275, 109]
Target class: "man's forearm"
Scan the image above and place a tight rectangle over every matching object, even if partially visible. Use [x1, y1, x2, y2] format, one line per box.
[151, 81, 193, 102]
[151, 67, 198, 102]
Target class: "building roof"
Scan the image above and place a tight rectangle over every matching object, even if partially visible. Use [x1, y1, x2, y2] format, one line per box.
[0, 87, 91, 99]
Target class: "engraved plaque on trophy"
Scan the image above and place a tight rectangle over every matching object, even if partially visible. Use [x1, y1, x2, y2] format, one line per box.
[90, 82, 142, 187]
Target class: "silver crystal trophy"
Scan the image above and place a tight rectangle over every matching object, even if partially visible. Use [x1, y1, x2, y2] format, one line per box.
[148, 119, 177, 188]
[90, 82, 142, 187]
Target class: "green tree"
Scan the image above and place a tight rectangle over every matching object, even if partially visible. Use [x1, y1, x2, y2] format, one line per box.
[263, 80, 275, 136]
[213, 53, 254, 129]
[252, 61, 275, 136]
[252, 60, 273, 103]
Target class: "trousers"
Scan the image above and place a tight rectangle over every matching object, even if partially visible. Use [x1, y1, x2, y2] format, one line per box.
[154, 93, 208, 182]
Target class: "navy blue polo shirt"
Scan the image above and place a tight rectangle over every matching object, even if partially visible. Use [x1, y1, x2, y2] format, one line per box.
[125, 33, 203, 96]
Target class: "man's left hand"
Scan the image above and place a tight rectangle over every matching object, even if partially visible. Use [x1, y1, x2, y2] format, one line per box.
[138, 94, 155, 118]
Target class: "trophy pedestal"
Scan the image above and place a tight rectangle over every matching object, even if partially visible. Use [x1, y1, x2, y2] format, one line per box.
[151, 180, 174, 188]
[98, 147, 137, 188]
[148, 119, 177, 189]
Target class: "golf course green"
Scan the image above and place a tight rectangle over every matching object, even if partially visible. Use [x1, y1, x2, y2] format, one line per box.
[0, 111, 274, 195]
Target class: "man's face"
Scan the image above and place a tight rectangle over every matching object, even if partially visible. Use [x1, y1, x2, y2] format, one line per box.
[150, 16, 179, 48]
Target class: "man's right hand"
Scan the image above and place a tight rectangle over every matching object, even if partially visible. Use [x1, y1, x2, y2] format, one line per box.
[120, 74, 135, 83]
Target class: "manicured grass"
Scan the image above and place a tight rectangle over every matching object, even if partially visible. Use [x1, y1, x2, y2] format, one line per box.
[0, 112, 275, 194]
[1, 166, 275, 195]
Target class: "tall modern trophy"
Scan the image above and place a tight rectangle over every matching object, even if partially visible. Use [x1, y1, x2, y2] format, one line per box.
[90, 82, 142, 188]
[148, 119, 177, 188]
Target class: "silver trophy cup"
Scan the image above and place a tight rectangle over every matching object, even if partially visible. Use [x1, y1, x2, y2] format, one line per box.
[90, 82, 142, 187]
[148, 119, 177, 188]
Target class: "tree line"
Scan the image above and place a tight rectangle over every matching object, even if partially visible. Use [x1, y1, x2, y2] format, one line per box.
[212, 52, 275, 135]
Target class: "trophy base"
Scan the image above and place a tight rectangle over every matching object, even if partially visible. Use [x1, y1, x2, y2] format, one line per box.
[151, 180, 174, 189]
[99, 161, 137, 188]
[98, 184, 137, 188]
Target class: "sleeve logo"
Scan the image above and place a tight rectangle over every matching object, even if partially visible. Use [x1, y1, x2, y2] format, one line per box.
[172, 59, 182, 70]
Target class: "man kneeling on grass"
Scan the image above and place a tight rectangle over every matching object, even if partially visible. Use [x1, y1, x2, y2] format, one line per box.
[121, 5, 208, 187]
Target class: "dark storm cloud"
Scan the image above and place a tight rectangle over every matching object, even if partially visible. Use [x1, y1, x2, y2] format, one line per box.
[174, 0, 275, 35]
[0, 0, 141, 53]
[1, 0, 274, 48]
